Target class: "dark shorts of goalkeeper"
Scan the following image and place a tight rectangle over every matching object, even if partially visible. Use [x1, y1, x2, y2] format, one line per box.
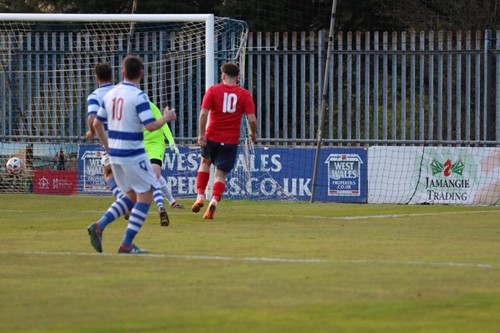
[201, 139, 238, 173]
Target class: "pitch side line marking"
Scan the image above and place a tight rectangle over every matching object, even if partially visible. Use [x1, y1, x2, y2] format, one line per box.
[253, 210, 500, 220]
[1, 209, 498, 221]
[1, 250, 498, 269]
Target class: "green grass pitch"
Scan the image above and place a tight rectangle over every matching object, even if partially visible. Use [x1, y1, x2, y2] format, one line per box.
[0, 194, 499, 333]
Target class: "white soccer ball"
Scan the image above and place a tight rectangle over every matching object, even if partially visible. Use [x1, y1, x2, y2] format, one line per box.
[6, 157, 24, 175]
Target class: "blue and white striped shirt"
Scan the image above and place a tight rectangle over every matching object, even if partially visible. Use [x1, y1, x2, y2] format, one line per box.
[87, 83, 114, 133]
[96, 81, 156, 163]
[87, 83, 114, 116]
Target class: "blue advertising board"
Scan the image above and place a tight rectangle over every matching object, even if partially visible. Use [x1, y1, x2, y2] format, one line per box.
[76, 144, 367, 202]
[77, 144, 110, 195]
[161, 146, 367, 202]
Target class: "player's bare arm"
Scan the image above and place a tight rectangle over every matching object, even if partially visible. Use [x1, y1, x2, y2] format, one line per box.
[247, 113, 258, 143]
[197, 107, 209, 147]
[144, 106, 176, 132]
[93, 118, 109, 153]
[86, 114, 96, 141]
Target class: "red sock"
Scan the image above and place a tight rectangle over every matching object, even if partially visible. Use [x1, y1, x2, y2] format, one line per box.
[212, 181, 226, 202]
[196, 171, 210, 195]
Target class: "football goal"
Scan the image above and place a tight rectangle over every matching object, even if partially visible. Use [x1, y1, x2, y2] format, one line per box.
[0, 13, 253, 195]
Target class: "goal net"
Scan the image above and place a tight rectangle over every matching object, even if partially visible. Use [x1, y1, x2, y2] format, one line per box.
[0, 13, 294, 200]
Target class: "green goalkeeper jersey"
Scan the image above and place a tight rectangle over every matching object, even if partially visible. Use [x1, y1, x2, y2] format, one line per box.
[143, 102, 175, 149]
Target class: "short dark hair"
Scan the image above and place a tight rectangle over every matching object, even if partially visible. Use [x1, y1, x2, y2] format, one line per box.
[123, 55, 143, 80]
[221, 62, 239, 78]
[94, 62, 112, 82]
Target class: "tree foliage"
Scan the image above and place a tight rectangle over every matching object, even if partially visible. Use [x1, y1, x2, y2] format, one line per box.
[376, 0, 500, 31]
[0, 0, 499, 31]
[0, 0, 132, 13]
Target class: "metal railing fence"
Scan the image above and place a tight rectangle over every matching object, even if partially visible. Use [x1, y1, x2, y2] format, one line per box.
[1, 29, 499, 147]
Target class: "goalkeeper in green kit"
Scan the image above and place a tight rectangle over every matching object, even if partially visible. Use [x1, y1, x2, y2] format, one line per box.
[145, 102, 184, 227]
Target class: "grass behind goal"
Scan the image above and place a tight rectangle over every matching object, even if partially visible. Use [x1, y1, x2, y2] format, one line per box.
[0, 194, 499, 333]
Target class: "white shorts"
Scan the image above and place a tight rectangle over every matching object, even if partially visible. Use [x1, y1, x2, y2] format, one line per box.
[111, 158, 157, 194]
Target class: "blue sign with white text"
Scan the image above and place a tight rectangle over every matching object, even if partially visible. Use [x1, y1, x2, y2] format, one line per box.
[76, 144, 367, 202]
[77, 144, 110, 195]
[161, 146, 367, 202]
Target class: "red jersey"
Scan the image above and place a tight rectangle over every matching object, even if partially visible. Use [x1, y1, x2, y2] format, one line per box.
[201, 83, 255, 144]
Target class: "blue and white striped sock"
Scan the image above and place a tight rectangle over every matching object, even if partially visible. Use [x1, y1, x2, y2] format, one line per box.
[107, 176, 124, 199]
[97, 196, 134, 231]
[121, 202, 150, 248]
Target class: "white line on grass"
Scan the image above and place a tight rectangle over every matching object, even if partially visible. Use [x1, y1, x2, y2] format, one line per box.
[253, 210, 500, 220]
[2, 209, 498, 221]
[1, 250, 498, 270]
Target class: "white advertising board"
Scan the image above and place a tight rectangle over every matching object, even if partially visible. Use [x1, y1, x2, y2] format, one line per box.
[368, 146, 500, 205]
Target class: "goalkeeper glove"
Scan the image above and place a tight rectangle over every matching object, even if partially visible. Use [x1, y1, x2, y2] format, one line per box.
[169, 142, 180, 155]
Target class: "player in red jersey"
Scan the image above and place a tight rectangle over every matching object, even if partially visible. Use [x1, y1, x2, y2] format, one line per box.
[192, 62, 257, 219]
